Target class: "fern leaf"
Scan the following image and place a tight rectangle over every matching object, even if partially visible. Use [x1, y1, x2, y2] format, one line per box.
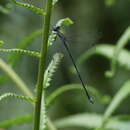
[76, 44, 130, 73]
[54, 113, 130, 130]
[106, 27, 130, 77]
[46, 84, 111, 107]
[56, 17, 74, 27]
[48, 18, 74, 47]
[0, 30, 42, 84]
[0, 48, 40, 58]
[48, 31, 57, 46]
[43, 53, 64, 88]
[8, 29, 42, 67]
[0, 93, 35, 103]
[0, 40, 4, 46]
[0, 5, 9, 14]
[99, 80, 130, 129]
[40, 93, 47, 130]
[52, 0, 58, 5]
[0, 114, 32, 128]
[0, 58, 33, 97]
[11, 0, 46, 15]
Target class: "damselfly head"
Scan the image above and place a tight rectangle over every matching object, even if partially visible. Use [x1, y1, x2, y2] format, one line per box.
[53, 26, 60, 32]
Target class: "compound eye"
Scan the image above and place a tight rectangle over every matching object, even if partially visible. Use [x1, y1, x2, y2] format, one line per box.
[53, 26, 60, 31]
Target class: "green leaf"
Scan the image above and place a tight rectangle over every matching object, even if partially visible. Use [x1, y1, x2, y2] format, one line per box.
[40, 53, 64, 130]
[46, 84, 111, 107]
[0, 93, 35, 103]
[52, 0, 58, 5]
[43, 53, 64, 88]
[0, 29, 42, 84]
[106, 27, 130, 77]
[11, 0, 46, 15]
[0, 114, 32, 128]
[99, 80, 130, 128]
[40, 93, 47, 130]
[0, 5, 10, 14]
[54, 113, 130, 130]
[56, 17, 74, 27]
[8, 29, 42, 67]
[0, 58, 33, 97]
[105, 0, 117, 6]
[48, 31, 57, 46]
[48, 18, 74, 46]
[0, 48, 40, 58]
[77, 44, 130, 73]
[0, 40, 4, 46]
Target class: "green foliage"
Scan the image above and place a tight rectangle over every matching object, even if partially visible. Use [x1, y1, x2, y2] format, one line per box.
[11, 0, 46, 15]
[0, 5, 10, 14]
[43, 53, 64, 88]
[54, 113, 130, 130]
[0, 93, 34, 103]
[40, 93, 47, 130]
[52, 0, 58, 5]
[106, 27, 130, 77]
[77, 44, 130, 73]
[0, 30, 42, 84]
[0, 3, 13, 14]
[46, 84, 111, 107]
[105, 0, 117, 6]
[56, 17, 74, 27]
[0, 40, 4, 46]
[99, 80, 130, 129]
[8, 29, 42, 67]
[0, 48, 40, 58]
[0, 114, 32, 128]
[1, 0, 130, 130]
[48, 31, 57, 46]
[0, 58, 33, 97]
[48, 18, 74, 47]
[1, 1, 80, 130]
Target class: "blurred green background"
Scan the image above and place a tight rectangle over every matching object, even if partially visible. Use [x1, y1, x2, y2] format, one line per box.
[0, 0, 130, 130]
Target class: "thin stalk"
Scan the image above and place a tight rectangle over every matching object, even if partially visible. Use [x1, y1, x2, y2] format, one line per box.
[0, 58, 33, 97]
[33, 0, 53, 130]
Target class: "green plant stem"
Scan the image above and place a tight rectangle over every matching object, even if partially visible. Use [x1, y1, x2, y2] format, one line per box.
[97, 80, 130, 129]
[33, 0, 53, 130]
[0, 58, 33, 97]
[106, 27, 130, 77]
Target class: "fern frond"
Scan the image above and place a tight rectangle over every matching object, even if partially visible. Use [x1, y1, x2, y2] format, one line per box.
[0, 48, 40, 58]
[11, 0, 46, 15]
[52, 0, 58, 5]
[0, 114, 32, 128]
[40, 93, 47, 130]
[46, 84, 111, 107]
[56, 18, 74, 27]
[0, 5, 10, 14]
[0, 93, 35, 103]
[48, 31, 57, 46]
[43, 53, 64, 88]
[48, 18, 74, 46]
[0, 40, 4, 46]
[8, 29, 42, 67]
[98, 80, 130, 129]
[0, 58, 33, 97]
[106, 27, 130, 77]
[0, 30, 42, 84]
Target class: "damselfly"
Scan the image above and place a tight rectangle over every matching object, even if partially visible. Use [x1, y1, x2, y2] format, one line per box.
[53, 26, 94, 104]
